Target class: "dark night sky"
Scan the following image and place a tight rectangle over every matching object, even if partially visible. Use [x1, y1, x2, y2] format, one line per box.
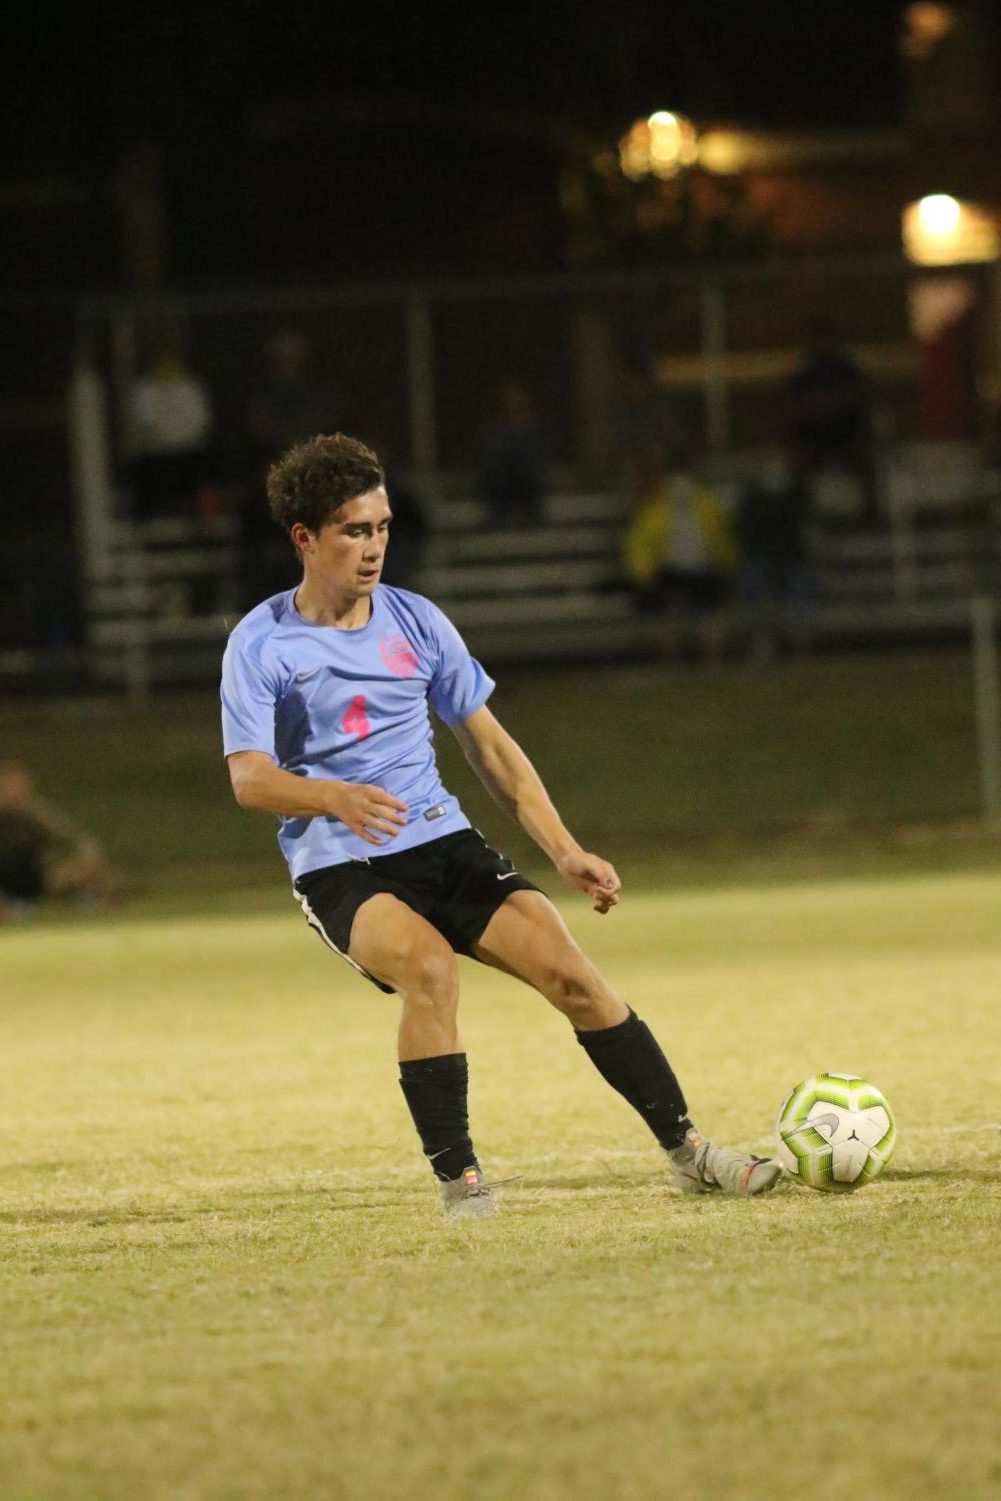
[7, 1, 906, 175]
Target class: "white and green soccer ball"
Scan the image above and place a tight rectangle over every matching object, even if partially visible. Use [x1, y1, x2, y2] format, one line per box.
[776, 1073, 896, 1191]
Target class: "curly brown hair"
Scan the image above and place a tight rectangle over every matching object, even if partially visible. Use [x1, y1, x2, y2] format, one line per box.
[266, 433, 386, 539]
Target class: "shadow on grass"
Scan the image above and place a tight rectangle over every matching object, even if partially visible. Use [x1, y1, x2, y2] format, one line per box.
[6, 1166, 991, 1229]
[881, 1167, 1000, 1184]
[0, 1186, 419, 1226]
[510, 1164, 1001, 1194]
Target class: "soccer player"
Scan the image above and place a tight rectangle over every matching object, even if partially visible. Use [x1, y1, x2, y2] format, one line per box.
[221, 434, 781, 1218]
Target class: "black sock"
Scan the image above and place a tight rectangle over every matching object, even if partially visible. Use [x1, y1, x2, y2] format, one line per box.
[398, 1053, 479, 1181]
[576, 1009, 692, 1151]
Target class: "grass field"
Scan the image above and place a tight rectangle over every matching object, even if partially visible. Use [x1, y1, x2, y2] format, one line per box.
[3, 869, 1001, 1500]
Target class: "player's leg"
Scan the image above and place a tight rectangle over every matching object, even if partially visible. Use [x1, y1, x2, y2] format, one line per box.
[473, 890, 781, 1196]
[348, 894, 493, 1217]
[472, 889, 692, 1145]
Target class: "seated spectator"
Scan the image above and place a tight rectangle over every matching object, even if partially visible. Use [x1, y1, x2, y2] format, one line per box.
[479, 383, 547, 528]
[623, 442, 737, 660]
[246, 329, 335, 464]
[126, 350, 215, 517]
[735, 445, 815, 660]
[788, 318, 874, 522]
[0, 764, 115, 920]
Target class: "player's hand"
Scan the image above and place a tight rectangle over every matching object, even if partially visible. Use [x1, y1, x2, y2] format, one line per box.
[327, 782, 408, 845]
[555, 850, 621, 914]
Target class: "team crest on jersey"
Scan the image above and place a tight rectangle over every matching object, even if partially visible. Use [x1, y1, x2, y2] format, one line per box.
[380, 633, 419, 678]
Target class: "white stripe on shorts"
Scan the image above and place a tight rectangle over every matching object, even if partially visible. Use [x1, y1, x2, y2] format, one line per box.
[292, 883, 395, 992]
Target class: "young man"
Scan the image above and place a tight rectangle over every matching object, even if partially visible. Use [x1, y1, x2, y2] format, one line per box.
[221, 434, 781, 1218]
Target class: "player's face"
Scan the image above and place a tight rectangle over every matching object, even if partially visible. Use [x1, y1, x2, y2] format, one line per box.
[299, 487, 392, 596]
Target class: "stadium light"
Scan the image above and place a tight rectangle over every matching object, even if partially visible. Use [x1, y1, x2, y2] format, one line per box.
[918, 194, 960, 235]
[903, 195, 1000, 265]
[618, 111, 698, 181]
[902, 2, 956, 61]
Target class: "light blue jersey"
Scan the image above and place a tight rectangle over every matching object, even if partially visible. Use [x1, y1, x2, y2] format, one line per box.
[221, 585, 494, 878]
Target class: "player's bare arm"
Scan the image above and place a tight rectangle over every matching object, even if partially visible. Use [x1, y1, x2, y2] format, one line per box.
[450, 705, 620, 914]
[227, 750, 407, 846]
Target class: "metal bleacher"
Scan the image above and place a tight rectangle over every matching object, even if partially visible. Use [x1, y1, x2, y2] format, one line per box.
[84, 449, 1001, 692]
[84, 492, 633, 690]
[86, 513, 242, 692]
[425, 445, 1001, 660]
[424, 491, 639, 663]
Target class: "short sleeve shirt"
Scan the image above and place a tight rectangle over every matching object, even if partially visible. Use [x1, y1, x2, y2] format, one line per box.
[220, 585, 494, 878]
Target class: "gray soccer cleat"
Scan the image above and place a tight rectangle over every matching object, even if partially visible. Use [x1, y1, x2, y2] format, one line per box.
[438, 1165, 498, 1220]
[668, 1128, 783, 1197]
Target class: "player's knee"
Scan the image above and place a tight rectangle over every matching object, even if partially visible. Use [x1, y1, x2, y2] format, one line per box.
[541, 951, 608, 1025]
[398, 940, 458, 1009]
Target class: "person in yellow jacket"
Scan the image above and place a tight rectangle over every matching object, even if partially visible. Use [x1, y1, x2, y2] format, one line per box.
[623, 450, 738, 659]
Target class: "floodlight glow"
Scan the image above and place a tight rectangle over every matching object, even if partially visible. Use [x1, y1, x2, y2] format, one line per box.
[619, 112, 698, 181]
[903, 196, 1000, 266]
[918, 194, 961, 235]
[904, 3, 956, 61]
[697, 131, 748, 175]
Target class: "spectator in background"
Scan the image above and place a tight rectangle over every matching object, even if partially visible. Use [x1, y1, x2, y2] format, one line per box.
[0, 763, 115, 921]
[623, 441, 737, 660]
[788, 319, 874, 522]
[479, 383, 546, 528]
[239, 330, 336, 610]
[615, 367, 687, 513]
[246, 329, 335, 464]
[126, 350, 215, 517]
[735, 444, 815, 661]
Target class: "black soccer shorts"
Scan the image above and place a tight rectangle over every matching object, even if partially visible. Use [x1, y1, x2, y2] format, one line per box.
[292, 828, 542, 993]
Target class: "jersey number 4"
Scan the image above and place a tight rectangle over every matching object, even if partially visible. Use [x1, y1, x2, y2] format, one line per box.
[341, 694, 371, 739]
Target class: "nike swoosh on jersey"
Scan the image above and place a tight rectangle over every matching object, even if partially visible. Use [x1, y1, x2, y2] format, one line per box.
[496, 871, 519, 881]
